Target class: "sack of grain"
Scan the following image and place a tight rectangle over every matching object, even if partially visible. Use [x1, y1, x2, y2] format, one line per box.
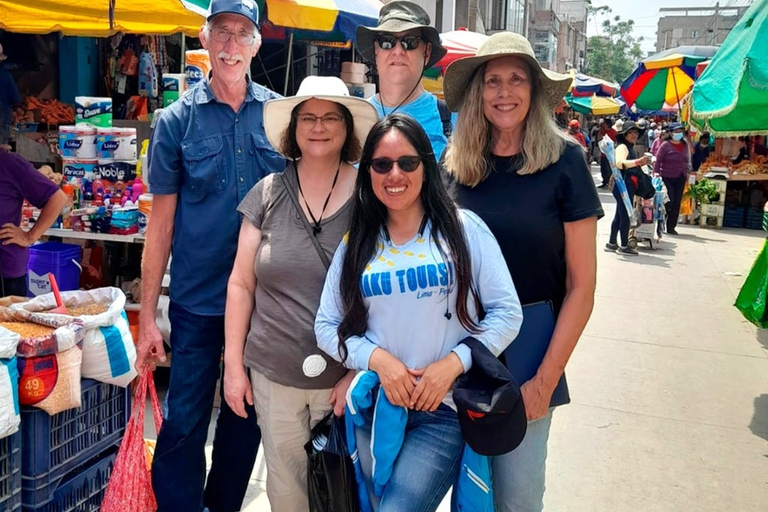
[0, 325, 21, 359]
[17, 345, 82, 415]
[0, 357, 20, 439]
[12, 288, 137, 387]
[1, 316, 85, 357]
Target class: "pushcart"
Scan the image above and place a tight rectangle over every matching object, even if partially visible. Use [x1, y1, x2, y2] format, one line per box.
[628, 173, 666, 250]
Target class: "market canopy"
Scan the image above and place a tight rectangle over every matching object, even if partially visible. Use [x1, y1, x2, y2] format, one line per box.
[689, 0, 768, 136]
[565, 93, 626, 116]
[183, 0, 382, 42]
[0, 0, 204, 36]
[568, 71, 619, 98]
[621, 45, 718, 111]
[433, 29, 489, 69]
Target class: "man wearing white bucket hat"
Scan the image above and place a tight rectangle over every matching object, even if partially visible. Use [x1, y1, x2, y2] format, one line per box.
[137, 0, 284, 510]
[0, 43, 21, 145]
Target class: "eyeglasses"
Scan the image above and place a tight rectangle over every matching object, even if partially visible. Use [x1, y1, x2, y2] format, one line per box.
[297, 113, 344, 127]
[370, 156, 421, 174]
[375, 34, 423, 51]
[210, 27, 256, 46]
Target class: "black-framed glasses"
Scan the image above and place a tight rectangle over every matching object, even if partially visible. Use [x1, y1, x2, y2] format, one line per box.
[370, 156, 421, 174]
[210, 27, 256, 46]
[375, 34, 423, 51]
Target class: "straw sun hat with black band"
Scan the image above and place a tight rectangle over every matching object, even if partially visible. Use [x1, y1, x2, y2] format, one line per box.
[356, 1, 447, 69]
[443, 32, 572, 112]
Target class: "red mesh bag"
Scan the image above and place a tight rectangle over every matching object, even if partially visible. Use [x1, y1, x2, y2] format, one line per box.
[102, 371, 163, 512]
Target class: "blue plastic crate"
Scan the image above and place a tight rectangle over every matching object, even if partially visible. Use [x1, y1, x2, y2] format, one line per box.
[0, 432, 21, 512]
[24, 446, 117, 512]
[20, 379, 129, 509]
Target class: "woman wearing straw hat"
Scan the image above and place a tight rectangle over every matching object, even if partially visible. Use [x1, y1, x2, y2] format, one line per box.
[223, 75, 378, 512]
[442, 32, 604, 511]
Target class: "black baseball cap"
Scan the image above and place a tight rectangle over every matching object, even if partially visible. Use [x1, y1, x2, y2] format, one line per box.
[208, 0, 260, 28]
[453, 337, 527, 456]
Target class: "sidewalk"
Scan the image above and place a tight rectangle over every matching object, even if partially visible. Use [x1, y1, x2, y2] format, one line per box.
[159, 168, 768, 511]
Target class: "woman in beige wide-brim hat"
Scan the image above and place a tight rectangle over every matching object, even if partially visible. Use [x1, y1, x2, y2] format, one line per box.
[442, 31, 605, 511]
[223, 75, 378, 511]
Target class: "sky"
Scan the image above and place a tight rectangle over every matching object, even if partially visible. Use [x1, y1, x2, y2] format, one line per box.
[585, 0, 754, 54]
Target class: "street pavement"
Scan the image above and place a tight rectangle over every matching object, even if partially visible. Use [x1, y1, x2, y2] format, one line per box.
[153, 166, 768, 511]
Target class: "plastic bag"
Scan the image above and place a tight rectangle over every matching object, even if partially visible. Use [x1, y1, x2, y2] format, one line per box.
[0, 357, 20, 439]
[305, 413, 360, 512]
[735, 239, 768, 328]
[102, 371, 163, 512]
[12, 288, 137, 386]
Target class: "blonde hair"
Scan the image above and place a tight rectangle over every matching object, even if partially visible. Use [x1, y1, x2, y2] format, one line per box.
[444, 62, 571, 187]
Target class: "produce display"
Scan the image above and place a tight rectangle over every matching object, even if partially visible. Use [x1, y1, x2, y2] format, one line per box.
[10, 96, 76, 126]
[699, 153, 768, 175]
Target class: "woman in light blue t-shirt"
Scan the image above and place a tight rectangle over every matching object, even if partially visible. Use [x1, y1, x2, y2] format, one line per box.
[315, 114, 522, 512]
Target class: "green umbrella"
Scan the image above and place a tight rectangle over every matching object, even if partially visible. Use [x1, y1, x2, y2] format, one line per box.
[565, 92, 625, 116]
[689, 0, 768, 136]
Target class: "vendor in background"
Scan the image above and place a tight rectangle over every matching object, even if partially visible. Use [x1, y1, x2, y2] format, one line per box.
[566, 119, 587, 149]
[598, 117, 617, 188]
[653, 122, 691, 235]
[692, 132, 711, 172]
[732, 137, 750, 165]
[0, 44, 21, 146]
[135, 0, 285, 511]
[356, 1, 451, 158]
[223, 76, 378, 511]
[0, 148, 66, 297]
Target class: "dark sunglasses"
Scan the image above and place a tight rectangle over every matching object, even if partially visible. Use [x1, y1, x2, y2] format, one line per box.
[375, 34, 423, 51]
[370, 156, 421, 174]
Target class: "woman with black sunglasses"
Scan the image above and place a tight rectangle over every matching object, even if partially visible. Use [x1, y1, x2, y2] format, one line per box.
[315, 114, 522, 512]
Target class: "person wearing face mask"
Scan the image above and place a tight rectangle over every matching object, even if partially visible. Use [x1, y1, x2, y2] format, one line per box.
[356, 1, 451, 158]
[653, 122, 691, 235]
[138, 0, 285, 510]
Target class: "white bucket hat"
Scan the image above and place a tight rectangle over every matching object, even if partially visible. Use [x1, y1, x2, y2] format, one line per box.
[264, 76, 379, 163]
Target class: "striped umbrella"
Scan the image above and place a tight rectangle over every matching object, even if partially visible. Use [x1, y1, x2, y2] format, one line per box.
[621, 46, 717, 111]
[568, 71, 619, 98]
[181, 0, 382, 42]
[565, 93, 626, 116]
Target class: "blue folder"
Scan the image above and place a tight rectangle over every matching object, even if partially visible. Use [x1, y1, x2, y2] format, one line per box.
[503, 301, 570, 407]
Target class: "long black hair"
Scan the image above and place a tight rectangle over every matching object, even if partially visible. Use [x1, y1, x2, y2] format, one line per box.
[337, 114, 480, 362]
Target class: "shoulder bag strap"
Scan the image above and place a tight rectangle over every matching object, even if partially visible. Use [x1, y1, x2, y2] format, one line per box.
[279, 171, 332, 270]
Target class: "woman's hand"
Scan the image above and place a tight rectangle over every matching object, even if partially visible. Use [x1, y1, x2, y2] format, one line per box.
[0, 223, 31, 247]
[223, 365, 253, 419]
[329, 369, 356, 416]
[520, 374, 556, 421]
[369, 348, 417, 408]
[636, 156, 649, 167]
[408, 352, 465, 412]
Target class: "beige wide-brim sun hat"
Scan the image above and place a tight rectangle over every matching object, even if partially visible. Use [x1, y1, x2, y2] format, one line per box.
[264, 76, 379, 163]
[443, 32, 573, 112]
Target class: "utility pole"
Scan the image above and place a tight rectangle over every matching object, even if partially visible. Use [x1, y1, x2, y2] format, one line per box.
[712, 2, 719, 45]
[467, 0, 479, 32]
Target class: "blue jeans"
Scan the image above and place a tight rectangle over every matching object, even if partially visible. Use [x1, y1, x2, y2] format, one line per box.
[152, 302, 261, 512]
[490, 410, 554, 512]
[355, 405, 463, 512]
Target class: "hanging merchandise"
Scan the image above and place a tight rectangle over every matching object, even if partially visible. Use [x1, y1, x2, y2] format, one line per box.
[138, 52, 159, 99]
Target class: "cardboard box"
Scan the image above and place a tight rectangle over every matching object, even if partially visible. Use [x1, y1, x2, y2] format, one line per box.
[341, 62, 367, 74]
[341, 71, 366, 84]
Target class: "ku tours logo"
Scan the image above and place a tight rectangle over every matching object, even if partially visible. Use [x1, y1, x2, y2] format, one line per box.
[360, 260, 455, 299]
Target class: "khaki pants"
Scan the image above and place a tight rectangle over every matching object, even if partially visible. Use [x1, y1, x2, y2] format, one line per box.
[251, 370, 333, 512]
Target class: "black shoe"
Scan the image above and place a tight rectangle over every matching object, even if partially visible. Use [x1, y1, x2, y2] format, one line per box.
[605, 242, 619, 252]
[617, 246, 639, 256]
[668, 228, 679, 235]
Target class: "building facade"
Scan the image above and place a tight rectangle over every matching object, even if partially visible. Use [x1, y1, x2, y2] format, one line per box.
[655, 3, 751, 52]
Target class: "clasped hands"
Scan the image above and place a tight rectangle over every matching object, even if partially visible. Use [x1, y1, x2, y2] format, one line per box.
[369, 348, 464, 411]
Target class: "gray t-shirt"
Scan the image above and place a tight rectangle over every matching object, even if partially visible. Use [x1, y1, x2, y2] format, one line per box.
[237, 165, 350, 389]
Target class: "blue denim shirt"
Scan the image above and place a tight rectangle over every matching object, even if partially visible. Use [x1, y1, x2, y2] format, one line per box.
[148, 78, 284, 315]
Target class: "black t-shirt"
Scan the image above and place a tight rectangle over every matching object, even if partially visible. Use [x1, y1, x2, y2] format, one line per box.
[450, 143, 604, 315]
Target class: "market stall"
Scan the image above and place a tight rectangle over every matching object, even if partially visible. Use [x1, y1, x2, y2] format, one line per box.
[687, 0, 768, 229]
